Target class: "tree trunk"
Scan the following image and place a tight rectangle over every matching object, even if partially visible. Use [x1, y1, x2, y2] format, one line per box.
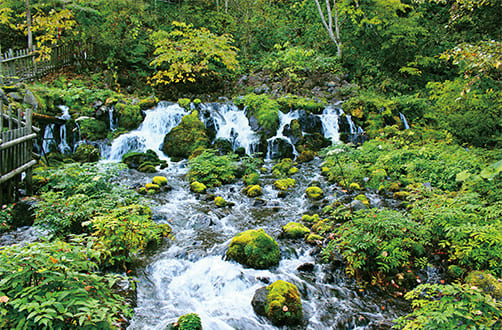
[314, 0, 342, 58]
[26, 0, 32, 51]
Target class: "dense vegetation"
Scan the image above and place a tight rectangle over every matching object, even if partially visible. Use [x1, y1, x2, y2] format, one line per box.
[1, 0, 501, 328]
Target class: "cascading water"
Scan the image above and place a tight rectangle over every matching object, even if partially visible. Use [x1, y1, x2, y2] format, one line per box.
[267, 110, 300, 160]
[320, 105, 341, 144]
[109, 106, 117, 131]
[199, 103, 259, 156]
[58, 124, 71, 154]
[399, 112, 410, 130]
[125, 159, 405, 330]
[107, 102, 188, 161]
[42, 124, 55, 154]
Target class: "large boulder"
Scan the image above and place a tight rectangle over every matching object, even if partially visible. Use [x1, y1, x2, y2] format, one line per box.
[162, 110, 210, 161]
[226, 228, 280, 269]
[268, 138, 294, 160]
[122, 149, 161, 171]
[251, 280, 303, 326]
[73, 144, 100, 163]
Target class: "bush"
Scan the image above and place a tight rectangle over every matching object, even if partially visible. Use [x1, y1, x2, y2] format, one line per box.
[235, 94, 279, 136]
[0, 238, 132, 329]
[187, 150, 238, 187]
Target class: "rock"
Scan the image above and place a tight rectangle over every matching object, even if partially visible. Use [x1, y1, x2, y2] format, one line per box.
[0, 88, 9, 104]
[245, 185, 262, 197]
[297, 262, 315, 272]
[152, 176, 168, 186]
[465, 271, 502, 298]
[349, 199, 367, 211]
[122, 150, 160, 170]
[268, 138, 294, 159]
[254, 84, 270, 94]
[305, 186, 324, 200]
[162, 110, 210, 160]
[251, 280, 303, 326]
[282, 119, 303, 145]
[226, 228, 280, 269]
[73, 144, 100, 163]
[23, 90, 38, 108]
[296, 150, 315, 163]
[327, 81, 336, 88]
[253, 198, 267, 206]
[281, 222, 310, 239]
[214, 196, 228, 207]
[349, 182, 361, 190]
[393, 191, 410, 200]
[298, 110, 323, 134]
[11, 197, 37, 227]
[137, 162, 157, 173]
[190, 181, 207, 194]
[273, 178, 295, 191]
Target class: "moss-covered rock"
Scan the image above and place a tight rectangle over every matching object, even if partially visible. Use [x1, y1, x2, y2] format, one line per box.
[301, 214, 320, 224]
[349, 182, 361, 190]
[152, 176, 168, 186]
[393, 191, 410, 200]
[178, 98, 191, 110]
[226, 228, 280, 269]
[190, 181, 207, 193]
[115, 102, 143, 130]
[305, 186, 324, 200]
[465, 271, 502, 299]
[77, 118, 107, 141]
[305, 233, 324, 245]
[214, 196, 228, 207]
[288, 167, 299, 175]
[176, 313, 202, 330]
[296, 150, 315, 163]
[252, 280, 303, 326]
[282, 222, 310, 239]
[137, 162, 157, 173]
[245, 185, 263, 197]
[162, 110, 210, 160]
[273, 178, 296, 191]
[122, 150, 160, 170]
[272, 158, 294, 178]
[145, 183, 160, 191]
[354, 194, 370, 206]
[72, 144, 100, 163]
[138, 97, 158, 110]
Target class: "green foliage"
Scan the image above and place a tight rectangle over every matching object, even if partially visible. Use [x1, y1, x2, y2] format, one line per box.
[277, 95, 326, 114]
[115, 102, 143, 130]
[274, 178, 296, 191]
[323, 209, 427, 283]
[0, 238, 132, 329]
[77, 118, 107, 141]
[177, 313, 202, 330]
[243, 172, 260, 186]
[264, 280, 303, 326]
[235, 94, 280, 135]
[162, 110, 211, 160]
[394, 283, 502, 329]
[149, 21, 239, 85]
[187, 150, 238, 187]
[89, 205, 171, 267]
[282, 222, 310, 239]
[226, 228, 280, 269]
[0, 204, 14, 234]
[271, 158, 294, 178]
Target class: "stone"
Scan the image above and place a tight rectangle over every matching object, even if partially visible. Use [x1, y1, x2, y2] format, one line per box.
[73, 144, 100, 163]
[305, 186, 324, 200]
[190, 181, 207, 194]
[152, 176, 168, 186]
[245, 185, 262, 197]
[214, 196, 228, 207]
[281, 222, 310, 239]
[297, 262, 315, 272]
[226, 228, 280, 269]
[23, 90, 38, 108]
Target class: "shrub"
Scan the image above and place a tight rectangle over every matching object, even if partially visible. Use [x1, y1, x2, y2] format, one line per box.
[187, 150, 238, 187]
[235, 94, 279, 135]
[177, 313, 202, 330]
[0, 239, 132, 329]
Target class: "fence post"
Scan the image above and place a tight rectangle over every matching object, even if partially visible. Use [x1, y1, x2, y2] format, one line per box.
[25, 107, 33, 195]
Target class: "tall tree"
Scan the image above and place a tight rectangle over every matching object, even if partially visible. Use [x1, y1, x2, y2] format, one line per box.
[314, 0, 342, 58]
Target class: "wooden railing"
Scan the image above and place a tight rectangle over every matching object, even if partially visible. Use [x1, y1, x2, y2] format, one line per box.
[0, 42, 94, 84]
[0, 100, 38, 204]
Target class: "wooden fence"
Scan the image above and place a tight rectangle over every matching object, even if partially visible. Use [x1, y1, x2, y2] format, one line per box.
[0, 42, 94, 84]
[0, 100, 39, 204]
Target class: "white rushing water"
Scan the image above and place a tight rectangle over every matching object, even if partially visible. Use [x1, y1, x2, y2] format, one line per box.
[266, 110, 300, 160]
[107, 102, 188, 161]
[399, 112, 410, 130]
[320, 105, 341, 144]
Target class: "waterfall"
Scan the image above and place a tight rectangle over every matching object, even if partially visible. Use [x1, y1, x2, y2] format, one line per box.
[320, 105, 341, 144]
[58, 124, 71, 154]
[109, 106, 117, 131]
[42, 124, 55, 154]
[399, 112, 410, 130]
[199, 103, 259, 156]
[345, 114, 357, 134]
[266, 110, 300, 160]
[107, 102, 188, 161]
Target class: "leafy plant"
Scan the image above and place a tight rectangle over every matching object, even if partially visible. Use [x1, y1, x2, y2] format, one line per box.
[187, 150, 238, 187]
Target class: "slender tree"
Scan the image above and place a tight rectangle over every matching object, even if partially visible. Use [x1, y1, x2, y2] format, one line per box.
[314, 0, 342, 58]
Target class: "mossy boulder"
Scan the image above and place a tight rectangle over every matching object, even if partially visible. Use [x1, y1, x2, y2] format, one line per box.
[115, 102, 143, 130]
[190, 181, 207, 194]
[245, 185, 262, 197]
[354, 194, 370, 206]
[305, 186, 324, 200]
[243, 172, 260, 185]
[251, 280, 303, 326]
[465, 271, 502, 298]
[122, 150, 160, 170]
[288, 167, 299, 175]
[296, 150, 315, 163]
[152, 176, 168, 186]
[214, 196, 228, 207]
[272, 158, 294, 178]
[77, 118, 107, 141]
[138, 162, 157, 173]
[301, 214, 320, 224]
[162, 110, 210, 160]
[226, 228, 280, 269]
[169, 313, 202, 330]
[273, 178, 296, 191]
[393, 191, 410, 200]
[138, 97, 158, 110]
[145, 183, 160, 191]
[282, 222, 310, 239]
[349, 182, 361, 190]
[73, 144, 100, 163]
[305, 233, 324, 245]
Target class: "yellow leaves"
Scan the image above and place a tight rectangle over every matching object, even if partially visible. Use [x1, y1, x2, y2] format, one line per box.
[0, 296, 9, 303]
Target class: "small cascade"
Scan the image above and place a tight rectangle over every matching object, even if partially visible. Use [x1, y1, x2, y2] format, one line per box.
[345, 114, 357, 134]
[108, 106, 117, 131]
[399, 112, 410, 129]
[42, 124, 55, 154]
[58, 124, 71, 154]
[266, 110, 300, 160]
[320, 105, 341, 144]
[107, 102, 188, 161]
[199, 103, 259, 155]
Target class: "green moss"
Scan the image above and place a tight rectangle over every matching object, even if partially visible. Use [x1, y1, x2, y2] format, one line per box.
[277, 94, 325, 113]
[177, 313, 202, 330]
[235, 94, 279, 136]
[152, 176, 168, 186]
[301, 214, 320, 223]
[245, 185, 263, 197]
[306, 186, 324, 201]
[226, 229, 280, 269]
[282, 222, 310, 239]
[272, 158, 294, 178]
[355, 194, 370, 206]
[305, 233, 324, 244]
[138, 97, 158, 110]
[162, 110, 210, 160]
[296, 150, 315, 163]
[190, 181, 207, 193]
[178, 98, 191, 109]
[288, 167, 299, 175]
[349, 182, 361, 190]
[264, 280, 303, 326]
[273, 178, 296, 191]
[214, 196, 228, 207]
[122, 150, 161, 170]
[393, 191, 410, 200]
[145, 183, 160, 191]
[115, 102, 143, 130]
[72, 144, 100, 163]
[138, 162, 157, 173]
[147, 189, 157, 195]
[77, 118, 107, 141]
[138, 187, 147, 195]
[243, 172, 260, 185]
[465, 271, 502, 298]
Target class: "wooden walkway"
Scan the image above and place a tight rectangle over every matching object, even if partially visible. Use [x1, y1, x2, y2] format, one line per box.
[0, 100, 38, 204]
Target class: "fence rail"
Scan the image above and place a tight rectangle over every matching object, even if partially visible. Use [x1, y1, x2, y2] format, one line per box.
[0, 42, 94, 84]
[0, 100, 37, 204]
